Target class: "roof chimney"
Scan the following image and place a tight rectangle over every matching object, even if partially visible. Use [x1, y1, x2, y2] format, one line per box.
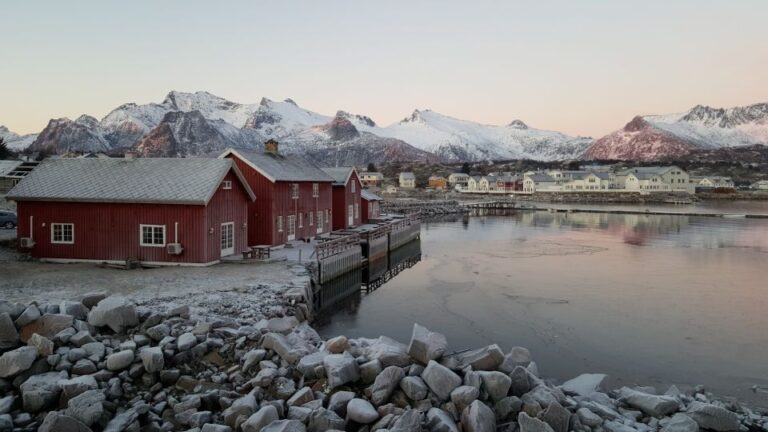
[264, 139, 279, 155]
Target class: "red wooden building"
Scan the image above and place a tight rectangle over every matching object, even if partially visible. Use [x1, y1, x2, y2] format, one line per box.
[361, 189, 383, 222]
[220, 143, 335, 246]
[7, 157, 255, 265]
[321, 167, 363, 230]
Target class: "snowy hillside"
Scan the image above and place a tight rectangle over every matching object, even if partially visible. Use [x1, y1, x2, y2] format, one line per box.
[585, 103, 768, 161]
[0, 126, 37, 150]
[348, 109, 592, 161]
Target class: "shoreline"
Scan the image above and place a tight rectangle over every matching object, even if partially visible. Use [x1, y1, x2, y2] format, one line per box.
[1, 286, 766, 431]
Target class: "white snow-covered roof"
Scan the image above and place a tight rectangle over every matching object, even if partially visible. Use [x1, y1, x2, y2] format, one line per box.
[0, 160, 22, 177]
[361, 189, 383, 201]
[221, 148, 334, 183]
[321, 167, 358, 186]
[7, 158, 255, 205]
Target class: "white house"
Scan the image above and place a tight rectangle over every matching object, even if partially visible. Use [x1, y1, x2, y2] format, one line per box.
[618, 166, 693, 194]
[478, 176, 491, 192]
[752, 180, 768, 190]
[563, 172, 614, 191]
[448, 173, 470, 188]
[399, 172, 416, 189]
[692, 176, 735, 190]
[523, 173, 560, 193]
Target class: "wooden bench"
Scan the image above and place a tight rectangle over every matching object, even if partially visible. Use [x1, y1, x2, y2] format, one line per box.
[252, 245, 272, 260]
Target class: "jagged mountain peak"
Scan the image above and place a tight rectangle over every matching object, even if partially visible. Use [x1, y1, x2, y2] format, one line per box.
[336, 110, 376, 128]
[507, 119, 528, 129]
[624, 115, 650, 132]
[284, 98, 297, 106]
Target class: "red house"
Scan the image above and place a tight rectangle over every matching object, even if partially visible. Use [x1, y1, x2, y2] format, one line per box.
[361, 189, 383, 222]
[321, 167, 363, 230]
[7, 157, 255, 266]
[220, 144, 334, 246]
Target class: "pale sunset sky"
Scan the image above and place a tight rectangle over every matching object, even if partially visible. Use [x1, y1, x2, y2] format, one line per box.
[2, 0, 767, 137]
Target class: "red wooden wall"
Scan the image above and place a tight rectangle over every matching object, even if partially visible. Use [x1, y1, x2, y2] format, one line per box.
[362, 198, 380, 222]
[227, 154, 333, 246]
[330, 170, 362, 230]
[14, 170, 250, 264]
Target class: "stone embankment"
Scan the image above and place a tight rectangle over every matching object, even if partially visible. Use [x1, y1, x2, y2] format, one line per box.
[382, 200, 466, 217]
[0, 293, 766, 432]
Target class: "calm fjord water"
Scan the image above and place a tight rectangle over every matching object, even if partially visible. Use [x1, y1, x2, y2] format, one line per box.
[317, 206, 768, 406]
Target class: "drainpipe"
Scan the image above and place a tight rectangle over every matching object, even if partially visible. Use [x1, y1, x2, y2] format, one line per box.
[29, 216, 33, 240]
[174, 222, 179, 243]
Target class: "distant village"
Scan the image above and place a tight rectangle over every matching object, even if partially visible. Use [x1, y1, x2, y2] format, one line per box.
[376, 167, 768, 195]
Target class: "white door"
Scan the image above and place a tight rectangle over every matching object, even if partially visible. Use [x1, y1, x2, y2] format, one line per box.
[287, 215, 296, 241]
[316, 211, 323, 234]
[220, 222, 234, 256]
[348, 204, 353, 226]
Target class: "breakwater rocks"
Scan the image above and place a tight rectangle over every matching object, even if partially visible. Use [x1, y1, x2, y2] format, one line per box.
[0, 296, 766, 432]
[514, 193, 695, 204]
[382, 200, 466, 217]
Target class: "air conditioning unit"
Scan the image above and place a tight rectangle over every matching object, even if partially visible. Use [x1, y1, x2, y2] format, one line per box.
[166, 243, 183, 255]
[19, 238, 35, 248]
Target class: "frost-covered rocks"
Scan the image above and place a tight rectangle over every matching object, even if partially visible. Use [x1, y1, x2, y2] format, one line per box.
[519, 411, 555, 432]
[462, 400, 496, 432]
[65, 389, 105, 426]
[27, 333, 54, 356]
[323, 353, 360, 389]
[20, 371, 67, 412]
[19, 313, 73, 342]
[242, 405, 279, 432]
[422, 360, 462, 400]
[87, 296, 138, 332]
[619, 387, 679, 417]
[560, 373, 607, 396]
[106, 349, 134, 371]
[400, 376, 428, 401]
[685, 401, 740, 431]
[371, 365, 405, 405]
[0, 345, 37, 378]
[0, 312, 20, 350]
[407, 323, 448, 364]
[38, 411, 92, 432]
[139, 346, 164, 373]
[479, 371, 512, 402]
[661, 413, 699, 432]
[427, 407, 460, 432]
[177, 332, 197, 351]
[445, 344, 504, 371]
[347, 398, 379, 423]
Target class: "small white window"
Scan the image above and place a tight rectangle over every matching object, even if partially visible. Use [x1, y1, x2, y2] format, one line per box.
[51, 223, 74, 244]
[317, 211, 323, 227]
[277, 216, 283, 232]
[309, 211, 313, 226]
[355, 203, 359, 219]
[299, 213, 303, 228]
[326, 209, 330, 224]
[140, 224, 165, 247]
[312, 183, 319, 198]
[222, 180, 232, 190]
[351, 181, 356, 193]
[291, 183, 299, 199]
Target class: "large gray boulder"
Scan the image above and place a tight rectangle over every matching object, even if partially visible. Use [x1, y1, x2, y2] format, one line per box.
[451, 385, 480, 412]
[400, 376, 428, 401]
[619, 387, 679, 417]
[242, 405, 279, 432]
[575, 407, 603, 427]
[27, 333, 54, 356]
[478, 371, 511, 402]
[407, 324, 448, 364]
[87, 296, 138, 332]
[106, 350, 134, 371]
[13, 305, 40, 328]
[19, 313, 73, 342]
[685, 401, 740, 431]
[461, 400, 496, 432]
[443, 344, 504, 371]
[347, 398, 379, 423]
[426, 407, 460, 432]
[360, 336, 411, 367]
[20, 371, 67, 412]
[59, 375, 98, 401]
[518, 411, 555, 432]
[66, 389, 105, 426]
[541, 401, 571, 432]
[307, 407, 346, 432]
[323, 353, 360, 389]
[263, 419, 306, 432]
[390, 409, 421, 432]
[139, 346, 164, 373]
[222, 394, 258, 428]
[328, 390, 355, 417]
[560, 373, 607, 397]
[0, 346, 37, 378]
[0, 312, 19, 350]
[371, 366, 405, 406]
[177, 332, 196, 351]
[661, 413, 699, 432]
[422, 360, 462, 401]
[499, 346, 532, 373]
[38, 411, 92, 432]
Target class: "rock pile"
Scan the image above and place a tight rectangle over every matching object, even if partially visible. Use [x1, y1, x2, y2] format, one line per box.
[0, 296, 766, 431]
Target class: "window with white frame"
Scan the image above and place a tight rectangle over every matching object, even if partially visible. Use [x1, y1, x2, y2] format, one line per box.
[351, 181, 356, 193]
[287, 215, 296, 237]
[298, 213, 303, 228]
[355, 203, 359, 219]
[317, 211, 323, 227]
[308, 211, 313, 226]
[291, 183, 299, 199]
[51, 223, 74, 244]
[222, 180, 232, 190]
[277, 216, 283, 232]
[312, 183, 319, 197]
[325, 209, 330, 224]
[140, 224, 165, 247]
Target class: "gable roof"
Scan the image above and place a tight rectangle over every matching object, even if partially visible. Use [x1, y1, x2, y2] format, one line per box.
[526, 173, 556, 182]
[7, 158, 255, 205]
[361, 189, 383, 201]
[321, 167, 359, 186]
[220, 148, 334, 183]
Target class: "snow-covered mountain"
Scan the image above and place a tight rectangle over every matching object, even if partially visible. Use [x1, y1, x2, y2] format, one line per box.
[585, 103, 768, 161]
[345, 109, 592, 161]
[0, 126, 37, 150]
